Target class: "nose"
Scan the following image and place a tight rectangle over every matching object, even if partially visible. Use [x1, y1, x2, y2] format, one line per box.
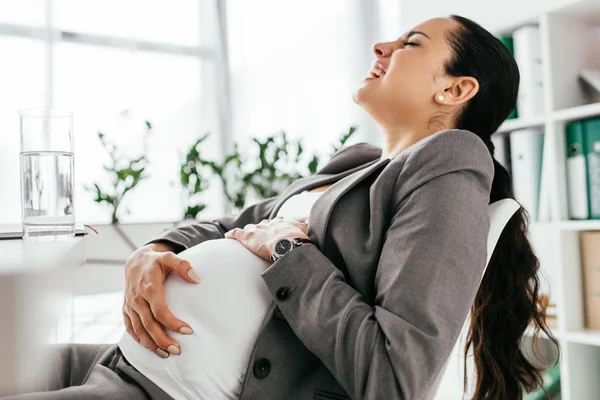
[373, 42, 391, 57]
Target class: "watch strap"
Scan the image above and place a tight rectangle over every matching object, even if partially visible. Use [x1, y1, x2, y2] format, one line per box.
[292, 237, 313, 246]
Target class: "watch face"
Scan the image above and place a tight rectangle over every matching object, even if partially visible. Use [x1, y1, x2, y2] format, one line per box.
[275, 239, 293, 255]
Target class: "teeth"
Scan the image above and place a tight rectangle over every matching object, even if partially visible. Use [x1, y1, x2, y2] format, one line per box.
[368, 67, 384, 78]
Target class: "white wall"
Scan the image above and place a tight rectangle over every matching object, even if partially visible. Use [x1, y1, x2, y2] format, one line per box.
[225, 0, 403, 158]
[400, 0, 578, 33]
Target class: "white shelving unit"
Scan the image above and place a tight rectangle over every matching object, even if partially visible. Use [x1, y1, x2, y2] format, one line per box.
[494, 1, 600, 398]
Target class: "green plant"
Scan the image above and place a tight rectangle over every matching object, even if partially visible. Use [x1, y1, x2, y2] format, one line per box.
[85, 120, 152, 224]
[180, 132, 213, 219]
[179, 126, 358, 218]
[180, 134, 252, 217]
[239, 126, 357, 209]
[330, 125, 356, 155]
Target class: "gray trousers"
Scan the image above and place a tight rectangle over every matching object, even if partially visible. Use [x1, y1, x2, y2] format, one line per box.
[1, 343, 173, 400]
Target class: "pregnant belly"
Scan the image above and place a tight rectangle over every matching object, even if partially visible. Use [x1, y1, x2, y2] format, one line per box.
[118, 238, 273, 400]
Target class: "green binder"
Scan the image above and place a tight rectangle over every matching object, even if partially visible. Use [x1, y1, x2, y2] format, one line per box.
[499, 35, 518, 120]
[565, 120, 589, 219]
[500, 35, 514, 54]
[583, 117, 600, 219]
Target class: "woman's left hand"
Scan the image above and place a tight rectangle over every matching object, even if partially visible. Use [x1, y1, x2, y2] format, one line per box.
[224, 216, 310, 262]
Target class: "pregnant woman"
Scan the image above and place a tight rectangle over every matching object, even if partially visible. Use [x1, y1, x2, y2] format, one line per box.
[3, 15, 558, 400]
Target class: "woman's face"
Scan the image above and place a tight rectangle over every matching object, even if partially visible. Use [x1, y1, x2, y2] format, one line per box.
[354, 17, 461, 130]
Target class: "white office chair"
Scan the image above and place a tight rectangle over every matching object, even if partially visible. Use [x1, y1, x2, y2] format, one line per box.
[424, 198, 522, 400]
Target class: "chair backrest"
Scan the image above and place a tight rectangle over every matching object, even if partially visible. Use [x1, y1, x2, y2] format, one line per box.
[423, 198, 521, 400]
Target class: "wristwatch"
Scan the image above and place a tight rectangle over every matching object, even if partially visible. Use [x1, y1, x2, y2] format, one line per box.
[270, 237, 313, 262]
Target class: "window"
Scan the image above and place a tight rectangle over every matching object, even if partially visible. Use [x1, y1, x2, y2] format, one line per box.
[225, 0, 401, 155]
[0, 0, 403, 224]
[0, 0, 228, 224]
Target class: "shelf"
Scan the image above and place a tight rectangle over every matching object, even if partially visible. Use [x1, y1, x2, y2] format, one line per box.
[559, 220, 600, 231]
[552, 102, 600, 123]
[564, 330, 600, 347]
[530, 221, 556, 229]
[488, 2, 600, 398]
[496, 115, 547, 134]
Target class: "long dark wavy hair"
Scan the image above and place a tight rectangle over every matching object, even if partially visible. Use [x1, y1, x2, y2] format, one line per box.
[441, 15, 560, 400]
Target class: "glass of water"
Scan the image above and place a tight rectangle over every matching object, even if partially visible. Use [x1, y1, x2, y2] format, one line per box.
[20, 108, 75, 239]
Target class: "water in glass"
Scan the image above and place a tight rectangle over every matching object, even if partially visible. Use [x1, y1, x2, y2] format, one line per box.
[20, 150, 75, 238]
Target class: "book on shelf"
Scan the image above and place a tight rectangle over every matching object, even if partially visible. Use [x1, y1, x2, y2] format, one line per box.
[491, 134, 512, 175]
[538, 293, 557, 329]
[566, 120, 590, 219]
[580, 231, 600, 330]
[509, 128, 544, 222]
[565, 117, 600, 220]
[528, 225, 557, 325]
[579, 69, 600, 104]
[584, 118, 600, 219]
[526, 315, 557, 331]
[579, 69, 600, 93]
[499, 35, 518, 120]
[544, 315, 558, 329]
[499, 35, 514, 54]
[538, 134, 552, 222]
[545, 304, 557, 317]
[512, 25, 545, 118]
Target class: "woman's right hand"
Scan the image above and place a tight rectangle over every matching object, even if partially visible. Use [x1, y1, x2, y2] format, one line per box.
[122, 242, 201, 358]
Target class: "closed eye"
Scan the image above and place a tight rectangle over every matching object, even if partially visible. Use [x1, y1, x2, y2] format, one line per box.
[403, 41, 419, 47]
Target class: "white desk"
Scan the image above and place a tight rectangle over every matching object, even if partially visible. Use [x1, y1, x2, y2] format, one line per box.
[0, 237, 86, 396]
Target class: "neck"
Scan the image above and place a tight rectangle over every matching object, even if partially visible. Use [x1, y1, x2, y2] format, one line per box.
[379, 125, 434, 160]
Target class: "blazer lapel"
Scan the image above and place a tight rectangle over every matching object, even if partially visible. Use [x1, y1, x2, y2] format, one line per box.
[308, 157, 391, 250]
[269, 157, 379, 220]
[268, 156, 391, 251]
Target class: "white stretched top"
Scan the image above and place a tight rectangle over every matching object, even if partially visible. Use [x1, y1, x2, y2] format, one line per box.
[117, 189, 324, 400]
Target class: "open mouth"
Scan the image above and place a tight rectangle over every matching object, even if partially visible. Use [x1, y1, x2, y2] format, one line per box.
[368, 61, 387, 79]
[368, 68, 385, 78]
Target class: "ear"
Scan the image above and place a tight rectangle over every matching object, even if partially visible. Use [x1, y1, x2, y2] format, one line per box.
[434, 76, 479, 106]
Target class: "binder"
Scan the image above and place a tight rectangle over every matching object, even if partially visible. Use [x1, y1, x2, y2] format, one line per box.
[499, 35, 514, 54]
[579, 231, 600, 329]
[527, 224, 556, 314]
[491, 134, 512, 175]
[566, 120, 589, 219]
[583, 117, 600, 219]
[579, 69, 600, 93]
[513, 26, 545, 118]
[509, 129, 544, 222]
[537, 136, 551, 222]
[499, 35, 518, 120]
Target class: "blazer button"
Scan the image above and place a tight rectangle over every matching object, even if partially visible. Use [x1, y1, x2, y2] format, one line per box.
[253, 358, 271, 379]
[276, 287, 290, 301]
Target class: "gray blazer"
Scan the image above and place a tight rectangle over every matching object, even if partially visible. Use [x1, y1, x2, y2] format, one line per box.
[148, 129, 495, 400]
